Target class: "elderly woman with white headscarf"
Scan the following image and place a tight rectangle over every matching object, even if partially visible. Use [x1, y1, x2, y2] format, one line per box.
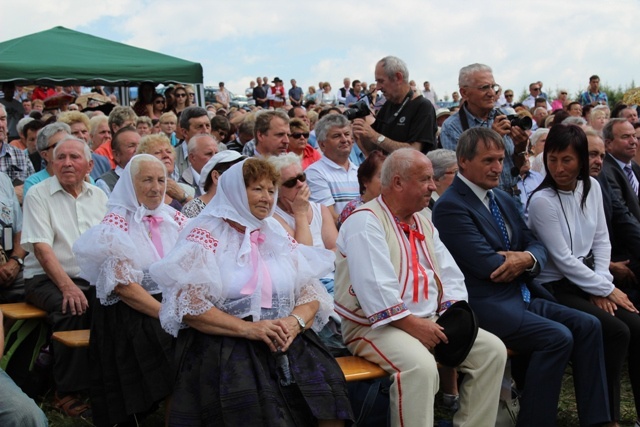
[151, 158, 352, 426]
[73, 154, 189, 426]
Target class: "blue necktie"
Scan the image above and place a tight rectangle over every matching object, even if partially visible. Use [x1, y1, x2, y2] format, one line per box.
[624, 165, 639, 196]
[488, 191, 531, 303]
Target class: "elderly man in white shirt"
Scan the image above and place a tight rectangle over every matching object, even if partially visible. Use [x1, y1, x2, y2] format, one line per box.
[335, 148, 506, 427]
[21, 136, 107, 415]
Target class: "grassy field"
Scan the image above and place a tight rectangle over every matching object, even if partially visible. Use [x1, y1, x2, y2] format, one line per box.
[41, 366, 638, 426]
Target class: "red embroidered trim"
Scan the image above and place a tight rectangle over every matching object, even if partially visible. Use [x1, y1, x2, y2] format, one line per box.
[102, 213, 129, 232]
[185, 227, 219, 253]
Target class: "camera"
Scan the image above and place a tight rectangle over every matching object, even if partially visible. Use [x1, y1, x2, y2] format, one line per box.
[343, 99, 370, 121]
[497, 108, 532, 131]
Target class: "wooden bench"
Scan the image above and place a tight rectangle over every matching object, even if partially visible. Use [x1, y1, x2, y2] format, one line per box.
[52, 329, 90, 348]
[0, 302, 47, 320]
[50, 328, 388, 381]
[336, 355, 388, 382]
[50, 328, 515, 382]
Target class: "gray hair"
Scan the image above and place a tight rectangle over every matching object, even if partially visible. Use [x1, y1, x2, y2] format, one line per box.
[315, 114, 350, 143]
[187, 133, 216, 154]
[17, 117, 34, 138]
[89, 115, 109, 136]
[37, 122, 71, 152]
[529, 128, 550, 148]
[380, 148, 421, 187]
[562, 116, 587, 126]
[130, 154, 167, 179]
[458, 63, 493, 87]
[254, 110, 289, 140]
[268, 152, 302, 175]
[603, 118, 628, 141]
[108, 106, 137, 131]
[377, 56, 409, 81]
[426, 149, 457, 180]
[456, 128, 504, 165]
[179, 106, 208, 131]
[52, 136, 92, 161]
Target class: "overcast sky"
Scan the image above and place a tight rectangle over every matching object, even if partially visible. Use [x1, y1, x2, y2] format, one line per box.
[3, 1, 638, 101]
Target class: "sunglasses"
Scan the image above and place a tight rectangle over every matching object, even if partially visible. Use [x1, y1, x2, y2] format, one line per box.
[175, 93, 187, 98]
[42, 142, 58, 152]
[281, 173, 306, 188]
[560, 92, 568, 95]
[289, 132, 309, 139]
[154, 100, 165, 104]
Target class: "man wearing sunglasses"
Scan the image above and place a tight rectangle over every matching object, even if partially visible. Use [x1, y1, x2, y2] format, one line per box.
[522, 83, 552, 111]
[440, 63, 529, 200]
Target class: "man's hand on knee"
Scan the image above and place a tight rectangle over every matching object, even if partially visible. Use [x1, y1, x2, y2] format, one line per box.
[60, 283, 89, 316]
[392, 315, 448, 350]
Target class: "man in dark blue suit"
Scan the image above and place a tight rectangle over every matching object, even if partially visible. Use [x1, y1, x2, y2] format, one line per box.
[432, 127, 610, 427]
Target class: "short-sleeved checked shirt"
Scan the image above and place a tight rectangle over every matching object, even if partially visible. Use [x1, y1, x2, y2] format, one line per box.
[0, 142, 35, 183]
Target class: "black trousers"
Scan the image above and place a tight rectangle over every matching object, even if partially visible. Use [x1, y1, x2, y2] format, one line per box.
[25, 274, 92, 394]
[551, 280, 640, 421]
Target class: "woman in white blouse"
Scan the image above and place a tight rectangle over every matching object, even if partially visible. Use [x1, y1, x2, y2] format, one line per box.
[150, 158, 352, 426]
[527, 124, 640, 426]
[74, 154, 188, 426]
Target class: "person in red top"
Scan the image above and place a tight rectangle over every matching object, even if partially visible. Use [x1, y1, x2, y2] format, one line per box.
[287, 118, 321, 169]
[31, 86, 57, 101]
[269, 77, 286, 108]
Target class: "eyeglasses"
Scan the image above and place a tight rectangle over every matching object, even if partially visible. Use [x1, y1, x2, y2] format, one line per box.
[281, 173, 306, 188]
[465, 84, 501, 93]
[289, 132, 310, 139]
[175, 93, 187, 98]
[42, 142, 58, 152]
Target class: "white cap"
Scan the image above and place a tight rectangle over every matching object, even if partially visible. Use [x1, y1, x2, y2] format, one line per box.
[199, 150, 245, 189]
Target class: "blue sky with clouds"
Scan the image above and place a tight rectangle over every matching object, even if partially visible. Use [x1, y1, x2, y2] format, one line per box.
[3, 0, 639, 101]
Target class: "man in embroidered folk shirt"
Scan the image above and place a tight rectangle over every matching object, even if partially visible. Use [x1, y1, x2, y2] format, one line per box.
[335, 148, 506, 427]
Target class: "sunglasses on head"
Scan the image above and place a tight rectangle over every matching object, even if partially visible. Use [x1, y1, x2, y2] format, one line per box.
[281, 173, 306, 188]
[289, 132, 309, 139]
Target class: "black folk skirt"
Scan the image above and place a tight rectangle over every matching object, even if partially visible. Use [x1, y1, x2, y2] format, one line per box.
[89, 292, 175, 426]
[169, 326, 354, 426]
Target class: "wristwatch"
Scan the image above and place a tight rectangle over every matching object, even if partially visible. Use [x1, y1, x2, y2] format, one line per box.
[289, 314, 306, 331]
[376, 135, 386, 146]
[9, 256, 24, 271]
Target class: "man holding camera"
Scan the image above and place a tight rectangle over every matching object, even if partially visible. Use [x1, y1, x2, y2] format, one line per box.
[352, 56, 437, 155]
[440, 63, 529, 196]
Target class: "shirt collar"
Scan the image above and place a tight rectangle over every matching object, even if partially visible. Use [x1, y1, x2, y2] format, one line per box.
[49, 175, 93, 197]
[458, 172, 490, 204]
[609, 152, 632, 170]
[320, 155, 356, 171]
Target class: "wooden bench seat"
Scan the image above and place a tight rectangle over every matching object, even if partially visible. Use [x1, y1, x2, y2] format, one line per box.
[0, 302, 47, 320]
[49, 328, 516, 382]
[52, 329, 90, 348]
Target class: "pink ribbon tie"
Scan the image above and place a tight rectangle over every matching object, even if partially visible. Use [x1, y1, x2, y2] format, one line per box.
[239, 230, 273, 308]
[143, 215, 164, 258]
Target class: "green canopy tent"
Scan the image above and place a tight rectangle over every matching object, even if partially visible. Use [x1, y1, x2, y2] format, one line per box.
[0, 26, 204, 104]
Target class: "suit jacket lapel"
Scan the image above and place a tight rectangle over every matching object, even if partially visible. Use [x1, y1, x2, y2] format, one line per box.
[452, 177, 506, 249]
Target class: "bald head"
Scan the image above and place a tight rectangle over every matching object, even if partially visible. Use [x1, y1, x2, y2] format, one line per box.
[188, 134, 218, 173]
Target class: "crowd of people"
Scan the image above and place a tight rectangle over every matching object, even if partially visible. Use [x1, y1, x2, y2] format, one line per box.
[1, 54, 640, 427]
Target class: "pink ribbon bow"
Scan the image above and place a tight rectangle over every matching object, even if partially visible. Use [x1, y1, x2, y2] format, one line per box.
[239, 230, 273, 308]
[143, 215, 164, 258]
